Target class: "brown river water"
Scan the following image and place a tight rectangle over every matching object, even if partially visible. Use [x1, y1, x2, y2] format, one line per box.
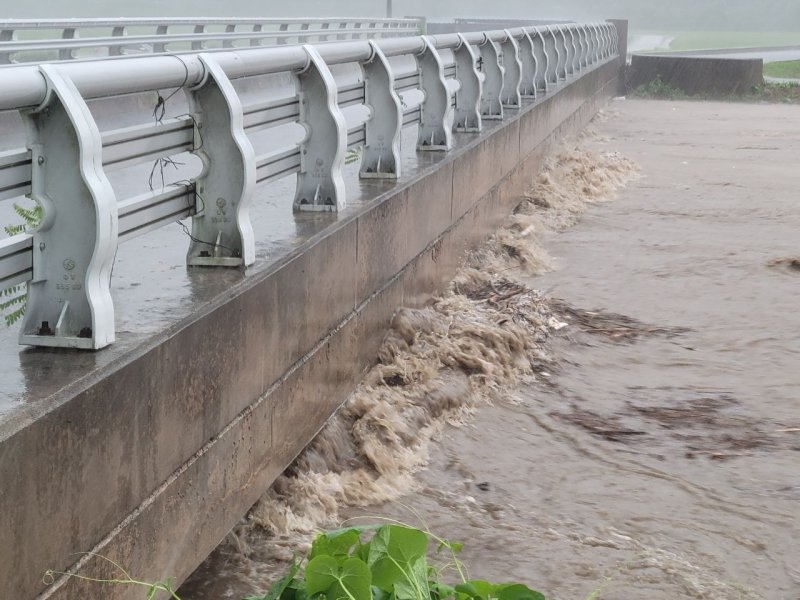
[179, 99, 800, 600]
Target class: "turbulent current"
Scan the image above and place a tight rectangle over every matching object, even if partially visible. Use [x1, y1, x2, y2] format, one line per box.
[179, 103, 800, 600]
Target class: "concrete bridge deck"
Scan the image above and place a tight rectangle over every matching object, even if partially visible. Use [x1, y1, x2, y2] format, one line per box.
[0, 46, 623, 598]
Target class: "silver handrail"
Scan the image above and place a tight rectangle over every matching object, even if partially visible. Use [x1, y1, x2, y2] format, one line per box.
[0, 21, 619, 350]
[0, 17, 423, 64]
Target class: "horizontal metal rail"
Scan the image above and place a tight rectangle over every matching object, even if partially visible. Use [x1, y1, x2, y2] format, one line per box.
[0, 17, 423, 64]
[0, 20, 620, 349]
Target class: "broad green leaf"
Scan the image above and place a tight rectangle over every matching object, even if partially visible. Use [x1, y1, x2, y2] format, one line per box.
[368, 526, 429, 591]
[372, 585, 391, 600]
[354, 542, 371, 563]
[454, 580, 494, 600]
[391, 557, 430, 600]
[430, 581, 456, 600]
[305, 555, 372, 600]
[495, 584, 545, 600]
[310, 529, 362, 561]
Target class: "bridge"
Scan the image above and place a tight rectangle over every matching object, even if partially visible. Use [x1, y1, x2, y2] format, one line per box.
[0, 16, 625, 599]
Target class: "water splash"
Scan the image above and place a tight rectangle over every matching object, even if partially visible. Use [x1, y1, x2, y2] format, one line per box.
[179, 144, 639, 598]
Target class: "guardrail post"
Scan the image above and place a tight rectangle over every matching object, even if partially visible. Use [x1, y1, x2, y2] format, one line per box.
[517, 30, 537, 99]
[109, 26, 126, 57]
[250, 24, 264, 47]
[278, 23, 290, 45]
[192, 25, 206, 51]
[360, 41, 402, 178]
[294, 45, 347, 211]
[416, 37, 453, 150]
[59, 27, 77, 61]
[530, 29, 548, 93]
[0, 28, 15, 65]
[453, 33, 482, 132]
[543, 27, 560, 85]
[477, 36, 504, 120]
[500, 30, 522, 108]
[154, 25, 168, 53]
[19, 64, 117, 350]
[223, 25, 236, 49]
[602, 23, 611, 58]
[320, 22, 331, 42]
[299, 22, 311, 44]
[186, 54, 256, 266]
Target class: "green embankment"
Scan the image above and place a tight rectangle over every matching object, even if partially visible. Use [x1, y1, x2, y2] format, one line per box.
[764, 60, 800, 79]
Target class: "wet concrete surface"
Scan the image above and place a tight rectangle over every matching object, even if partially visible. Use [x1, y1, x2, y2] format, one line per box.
[341, 99, 800, 599]
[0, 122, 479, 423]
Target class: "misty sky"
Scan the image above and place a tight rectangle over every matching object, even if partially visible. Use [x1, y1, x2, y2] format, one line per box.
[1, 0, 799, 32]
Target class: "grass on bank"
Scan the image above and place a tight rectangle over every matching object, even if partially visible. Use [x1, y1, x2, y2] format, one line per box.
[630, 77, 800, 104]
[764, 59, 800, 79]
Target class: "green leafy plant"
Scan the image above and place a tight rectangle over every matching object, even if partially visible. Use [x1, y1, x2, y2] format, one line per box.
[345, 147, 363, 166]
[244, 523, 545, 600]
[631, 76, 687, 100]
[2, 202, 42, 326]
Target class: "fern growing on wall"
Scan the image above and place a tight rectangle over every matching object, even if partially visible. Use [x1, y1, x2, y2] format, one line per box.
[1, 202, 42, 327]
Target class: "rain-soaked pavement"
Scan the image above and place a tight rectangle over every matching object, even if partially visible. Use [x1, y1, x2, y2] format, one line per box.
[180, 98, 800, 600]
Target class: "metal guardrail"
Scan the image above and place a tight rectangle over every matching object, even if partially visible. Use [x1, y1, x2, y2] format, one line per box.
[0, 20, 619, 350]
[0, 17, 423, 64]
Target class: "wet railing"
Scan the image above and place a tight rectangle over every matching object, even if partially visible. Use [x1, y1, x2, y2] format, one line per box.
[0, 21, 619, 350]
[0, 17, 423, 64]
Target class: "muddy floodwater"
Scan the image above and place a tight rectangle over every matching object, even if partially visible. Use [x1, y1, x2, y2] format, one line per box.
[180, 99, 800, 600]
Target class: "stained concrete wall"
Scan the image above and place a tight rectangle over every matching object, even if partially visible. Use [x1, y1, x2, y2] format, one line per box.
[628, 54, 764, 95]
[0, 58, 621, 600]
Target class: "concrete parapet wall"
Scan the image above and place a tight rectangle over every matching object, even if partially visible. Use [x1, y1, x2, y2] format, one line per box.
[0, 59, 621, 600]
[628, 53, 764, 95]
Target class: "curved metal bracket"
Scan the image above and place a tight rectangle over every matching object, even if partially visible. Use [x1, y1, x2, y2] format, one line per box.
[453, 33, 482, 133]
[416, 36, 453, 151]
[360, 41, 402, 179]
[294, 45, 347, 211]
[20, 64, 117, 349]
[609, 23, 619, 56]
[531, 28, 549, 93]
[478, 37, 504, 120]
[517, 31, 538, 99]
[591, 23, 601, 63]
[578, 25, 589, 68]
[543, 27, 561, 84]
[563, 26, 574, 76]
[500, 30, 522, 108]
[187, 53, 256, 266]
